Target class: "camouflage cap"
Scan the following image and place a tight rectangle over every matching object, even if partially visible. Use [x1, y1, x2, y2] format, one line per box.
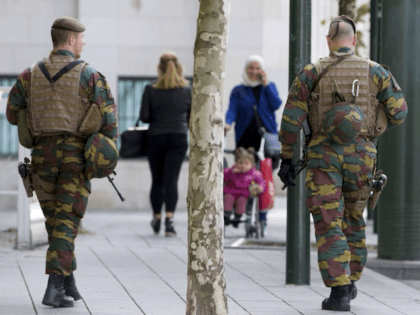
[84, 133, 118, 180]
[52, 17, 85, 32]
[323, 103, 364, 144]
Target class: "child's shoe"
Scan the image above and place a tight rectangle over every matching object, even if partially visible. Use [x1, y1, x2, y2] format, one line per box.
[231, 213, 242, 228]
[224, 210, 232, 226]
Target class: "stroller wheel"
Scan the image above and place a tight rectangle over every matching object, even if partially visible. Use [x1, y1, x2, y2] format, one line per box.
[255, 223, 260, 239]
[245, 230, 250, 238]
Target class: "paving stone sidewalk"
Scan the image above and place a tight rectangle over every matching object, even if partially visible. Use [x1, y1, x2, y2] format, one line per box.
[0, 197, 419, 314]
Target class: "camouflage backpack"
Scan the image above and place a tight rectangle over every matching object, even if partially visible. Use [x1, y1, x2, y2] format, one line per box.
[84, 132, 118, 180]
[323, 103, 364, 144]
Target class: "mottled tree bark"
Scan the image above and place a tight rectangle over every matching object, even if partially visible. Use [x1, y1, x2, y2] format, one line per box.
[186, 0, 231, 314]
[339, 0, 357, 19]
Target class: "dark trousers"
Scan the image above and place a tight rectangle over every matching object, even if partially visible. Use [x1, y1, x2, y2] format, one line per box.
[147, 134, 188, 215]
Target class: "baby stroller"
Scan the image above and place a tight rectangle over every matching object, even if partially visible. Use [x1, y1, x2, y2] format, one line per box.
[223, 128, 273, 238]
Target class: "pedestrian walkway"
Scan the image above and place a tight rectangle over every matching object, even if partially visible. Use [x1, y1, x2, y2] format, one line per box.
[0, 197, 419, 314]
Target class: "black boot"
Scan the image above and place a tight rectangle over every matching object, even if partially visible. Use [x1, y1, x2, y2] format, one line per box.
[231, 213, 242, 228]
[321, 285, 351, 311]
[151, 217, 161, 234]
[165, 217, 176, 237]
[42, 274, 74, 307]
[64, 273, 82, 301]
[349, 281, 357, 300]
[224, 211, 232, 226]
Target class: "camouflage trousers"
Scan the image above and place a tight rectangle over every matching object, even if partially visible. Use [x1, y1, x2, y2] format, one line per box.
[305, 137, 376, 287]
[31, 135, 90, 276]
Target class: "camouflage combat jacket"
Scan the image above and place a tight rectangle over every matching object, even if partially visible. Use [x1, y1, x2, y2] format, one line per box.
[6, 50, 118, 142]
[278, 46, 408, 160]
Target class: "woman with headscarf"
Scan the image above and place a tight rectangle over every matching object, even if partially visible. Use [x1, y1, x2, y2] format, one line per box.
[224, 55, 282, 165]
[140, 51, 191, 237]
[224, 54, 282, 230]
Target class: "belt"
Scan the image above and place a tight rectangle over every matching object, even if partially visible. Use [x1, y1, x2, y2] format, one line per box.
[358, 134, 375, 143]
[35, 134, 85, 144]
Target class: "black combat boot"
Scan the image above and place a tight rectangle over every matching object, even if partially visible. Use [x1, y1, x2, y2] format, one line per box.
[64, 273, 82, 301]
[42, 274, 74, 307]
[349, 280, 357, 300]
[321, 285, 351, 311]
[165, 217, 176, 237]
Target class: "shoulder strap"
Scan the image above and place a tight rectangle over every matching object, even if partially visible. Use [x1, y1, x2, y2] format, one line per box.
[37, 61, 53, 83]
[252, 105, 265, 136]
[37, 60, 84, 83]
[312, 56, 346, 91]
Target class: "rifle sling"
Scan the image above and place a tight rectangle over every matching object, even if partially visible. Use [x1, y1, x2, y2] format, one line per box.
[37, 60, 84, 83]
[312, 55, 346, 91]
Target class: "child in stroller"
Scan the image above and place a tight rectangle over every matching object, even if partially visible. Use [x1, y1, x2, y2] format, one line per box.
[223, 147, 266, 228]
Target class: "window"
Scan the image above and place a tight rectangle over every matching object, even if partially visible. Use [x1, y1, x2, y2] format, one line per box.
[116, 76, 192, 150]
[0, 76, 18, 157]
[117, 77, 156, 140]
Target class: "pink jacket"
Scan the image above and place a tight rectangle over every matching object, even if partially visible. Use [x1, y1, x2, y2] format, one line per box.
[223, 166, 266, 199]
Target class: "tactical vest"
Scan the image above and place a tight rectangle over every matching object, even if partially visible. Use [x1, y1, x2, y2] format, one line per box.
[309, 55, 380, 137]
[27, 54, 90, 137]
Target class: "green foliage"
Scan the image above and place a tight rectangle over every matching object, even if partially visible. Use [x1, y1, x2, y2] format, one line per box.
[339, 0, 357, 19]
[355, 4, 370, 56]
[355, 3, 370, 23]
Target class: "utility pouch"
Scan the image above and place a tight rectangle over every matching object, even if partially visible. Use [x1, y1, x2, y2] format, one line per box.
[343, 185, 371, 212]
[374, 103, 388, 137]
[18, 157, 34, 198]
[78, 103, 102, 137]
[17, 108, 34, 149]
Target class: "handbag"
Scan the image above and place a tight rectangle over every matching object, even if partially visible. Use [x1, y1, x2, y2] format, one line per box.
[263, 132, 281, 158]
[119, 119, 148, 158]
[252, 105, 281, 158]
[259, 157, 275, 210]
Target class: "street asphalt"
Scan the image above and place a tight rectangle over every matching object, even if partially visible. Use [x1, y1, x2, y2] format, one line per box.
[0, 196, 419, 314]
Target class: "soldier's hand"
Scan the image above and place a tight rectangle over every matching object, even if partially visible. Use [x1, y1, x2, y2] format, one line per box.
[278, 159, 296, 187]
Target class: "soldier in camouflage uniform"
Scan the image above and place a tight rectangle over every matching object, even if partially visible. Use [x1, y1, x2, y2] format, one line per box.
[6, 17, 118, 307]
[278, 16, 407, 312]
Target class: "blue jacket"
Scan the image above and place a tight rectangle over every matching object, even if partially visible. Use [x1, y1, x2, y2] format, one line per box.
[225, 83, 282, 143]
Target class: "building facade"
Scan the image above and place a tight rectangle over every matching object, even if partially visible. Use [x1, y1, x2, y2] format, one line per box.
[0, 0, 369, 210]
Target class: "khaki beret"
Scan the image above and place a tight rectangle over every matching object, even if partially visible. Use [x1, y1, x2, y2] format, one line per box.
[51, 17, 85, 32]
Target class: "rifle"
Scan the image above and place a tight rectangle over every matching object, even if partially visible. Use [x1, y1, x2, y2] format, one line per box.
[18, 157, 34, 197]
[281, 120, 312, 190]
[107, 171, 125, 202]
[17, 158, 125, 202]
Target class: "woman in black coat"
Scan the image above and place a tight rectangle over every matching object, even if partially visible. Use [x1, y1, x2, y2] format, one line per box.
[140, 52, 191, 237]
